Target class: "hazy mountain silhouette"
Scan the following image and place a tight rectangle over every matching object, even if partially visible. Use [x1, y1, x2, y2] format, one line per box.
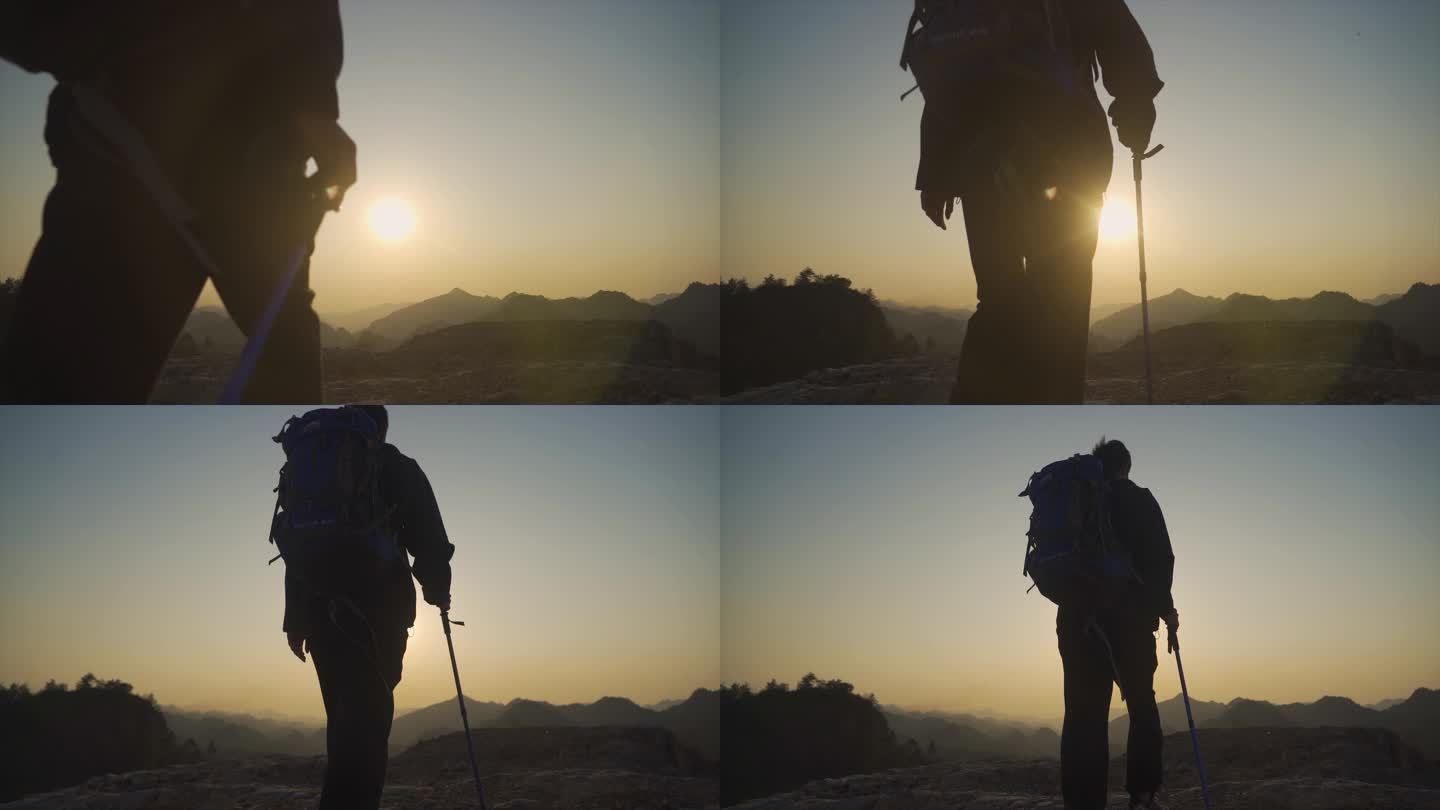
[1088, 284, 1440, 357]
[559, 695, 659, 727]
[880, 304, 971, 353]
[181, 306, 354, 350]
[1376, 282, 1440, 356]
[322, 300, 411, 333]
[363, 287, 504, 343]
[884, 709, 1059, 760]
[1213, 290, 1376, 323]
[1089, 288, 1224, 350]
[346, 284, 723, 362]
[388, 696, 505, 750]
[1108, 693, 1226, 743]
[387, 688, 720, 760]
[1210, 698, 1299, 729]
[654, 282, 722, 357]
[160, 707, 323, 758]
[1106, 687, 1440, 757]
[497, 290, 649, 322]
[495, 698, 578, 728]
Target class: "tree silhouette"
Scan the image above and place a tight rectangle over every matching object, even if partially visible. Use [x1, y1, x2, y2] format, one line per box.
[721, 269, 906, 393]
[0, 676, 201, 801]
[721, 674, 926, 805]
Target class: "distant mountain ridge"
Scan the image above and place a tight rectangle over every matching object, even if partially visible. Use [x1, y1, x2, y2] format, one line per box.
[353, 284, 721, 356]
[880, 304, 970, 353]
[1107, 687, 1440, 757]
[1089, 283, 1440, 356]
[388, 688, 719, 759]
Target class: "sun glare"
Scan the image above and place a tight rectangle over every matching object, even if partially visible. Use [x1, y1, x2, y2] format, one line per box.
[367, 197, 417, 244]
[1098, 198, 1137, 242]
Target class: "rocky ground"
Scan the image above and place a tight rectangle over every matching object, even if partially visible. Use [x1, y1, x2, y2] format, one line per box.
[730, 727, 1440, 810]
[0, 727, 719, 810]
[721, 321, 1440, 405]
[153, 320, 720, 404]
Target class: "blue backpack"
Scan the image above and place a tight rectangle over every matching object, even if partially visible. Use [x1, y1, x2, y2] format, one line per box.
[1020, 454, 1138, 608]
[900, 0, 1086, 112]
[268, 407, 401, 593]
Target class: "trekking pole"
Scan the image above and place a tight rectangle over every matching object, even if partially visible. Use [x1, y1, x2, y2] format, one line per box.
[441, 610, 489, 810]
[1132, 143, 1164, 404]
[217, 216, 325, 405]
[1168, 626, 1214, 810]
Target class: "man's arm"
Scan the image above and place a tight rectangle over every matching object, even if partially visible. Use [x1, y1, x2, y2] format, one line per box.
[391, 454, 456, 609]
[916, 104, 965, 196]
[281, 567, 306, 634]
[266, 0, 344, 124]
[1092, 0, 1164, 152]
[1139, 488, 1176, 620]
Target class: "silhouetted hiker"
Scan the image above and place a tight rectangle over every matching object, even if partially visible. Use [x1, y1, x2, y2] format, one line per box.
[271, 405, 454, 810]
[904, 0, 1163, 403]
[1023, 438, 1177, 810]
[0, 2, 354, 403]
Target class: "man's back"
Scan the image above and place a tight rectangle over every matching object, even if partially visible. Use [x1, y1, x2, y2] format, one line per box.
[282, 441, 453, 638]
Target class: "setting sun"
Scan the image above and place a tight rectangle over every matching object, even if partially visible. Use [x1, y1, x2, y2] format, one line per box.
[367, 197, 417, 244]
[1098, 197, 1137, 242]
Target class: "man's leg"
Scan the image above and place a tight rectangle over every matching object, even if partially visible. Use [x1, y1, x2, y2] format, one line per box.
[201, 130, 325, 404]
[309, 603, 407, 810]
[1114, 626, 1163, 800]
[1, 109, 208, 403]
[952, 180, 1032, 404]
[1059, 616, 1117, 810]
[1023, 187, 1101, 404]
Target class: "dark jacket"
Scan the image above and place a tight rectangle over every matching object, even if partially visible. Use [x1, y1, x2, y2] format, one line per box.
[1059, 478, 1176, 634]
[4, 1, 343, 201]
[915, 0, 1164, 196]
[282, 444, 455, 636]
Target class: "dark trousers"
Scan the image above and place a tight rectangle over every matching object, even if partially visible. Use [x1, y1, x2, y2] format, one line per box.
[1, 93, 323, 404]
[308, 601, 409, 810]
[1058, 616, 1163, 809]
[950, 179, 1100, 404]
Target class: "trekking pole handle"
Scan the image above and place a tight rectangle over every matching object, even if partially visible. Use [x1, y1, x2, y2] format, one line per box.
[1132, 144, 1164, 182]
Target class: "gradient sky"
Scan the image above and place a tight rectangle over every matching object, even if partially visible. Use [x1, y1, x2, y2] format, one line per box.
[0, 407, 720, 720]
[0, 1, 720, 315]
[721, 407, 1440, 721]
[721, 0, 1440, 308]
[4, 1, 1434, 320]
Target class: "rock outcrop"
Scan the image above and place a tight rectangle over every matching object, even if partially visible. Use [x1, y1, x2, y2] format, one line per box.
[0, 727, 719, 810]
[729, 727, 1440, 810]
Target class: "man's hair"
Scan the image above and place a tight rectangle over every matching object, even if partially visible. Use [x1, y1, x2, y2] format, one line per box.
[1092, 436, 1131, 479]
[354, 404, 389, 442]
